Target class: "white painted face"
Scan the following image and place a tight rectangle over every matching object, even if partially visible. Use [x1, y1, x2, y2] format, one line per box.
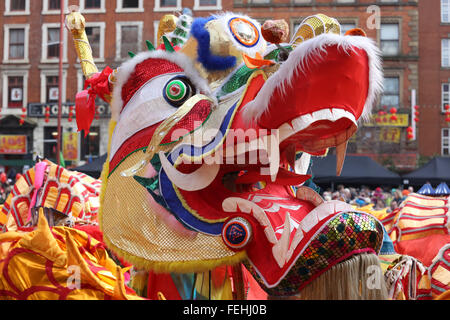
[110, 72, 196, 161]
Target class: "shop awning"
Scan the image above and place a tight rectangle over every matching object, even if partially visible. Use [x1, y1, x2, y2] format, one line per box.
[0, 159, 35, 167]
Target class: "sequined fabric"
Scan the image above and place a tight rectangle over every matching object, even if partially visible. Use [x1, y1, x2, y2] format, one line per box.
[247, 211, 384, 297]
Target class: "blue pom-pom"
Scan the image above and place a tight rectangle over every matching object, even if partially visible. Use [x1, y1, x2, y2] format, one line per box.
[191, 17, 237, 71]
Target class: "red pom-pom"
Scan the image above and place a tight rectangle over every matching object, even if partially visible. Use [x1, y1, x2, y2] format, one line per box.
[414, 105, 420, 110]
[414, 111, 420, 117]
[414, 117, 419, 122]
[407, 126, 413, 133]
[390, 107, 397, 114]
[390, 115, 398, 122]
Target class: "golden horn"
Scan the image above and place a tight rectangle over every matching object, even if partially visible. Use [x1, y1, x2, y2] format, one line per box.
[157, 14, 178, 46]
[66, 5, 98, 78]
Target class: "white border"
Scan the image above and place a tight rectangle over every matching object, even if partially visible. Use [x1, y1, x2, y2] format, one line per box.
[115, 21, 143, 61]
[42, 0, 69, 15]
[84, 22, 106, 62]
[116, 0, 144, 13]
[1, 70, 29, 113]
[154, 0, 182, 12]
[40, 69, 68, 103]
[4, 0, 30, 16]
[2, 24, 30, 64]
[193, 0, 222, 11]
[79, 0, 106, 14]
[41, 23, 68, 63]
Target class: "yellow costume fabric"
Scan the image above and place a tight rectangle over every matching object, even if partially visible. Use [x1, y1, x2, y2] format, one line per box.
[0, 210, 142, 300]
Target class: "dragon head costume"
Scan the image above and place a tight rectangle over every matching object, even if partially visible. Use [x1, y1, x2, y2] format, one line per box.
[70, 9, 386, 298]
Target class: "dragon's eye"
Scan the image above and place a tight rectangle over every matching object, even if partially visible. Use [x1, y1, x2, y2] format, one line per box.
[163, 76, 195, 107]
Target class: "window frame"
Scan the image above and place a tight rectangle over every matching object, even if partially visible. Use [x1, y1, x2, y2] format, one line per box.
[442, 83, 450, 113]
[3, 24, 30, 64]
[1, 70, 29, 112]
[193, 0, 222, 11]
[41, 23, 68, 64]
[154, 0, 182, 12]
[79, 0, 106, 14]
[4, 0, 30, 16]
[42, 0, 69, 15]
[116, 0, 144, 13]
[115, 21, 143, 61]
[442, 128, 450, 157]
[83, 22, 106, 62]
[379, 22, 401, 57]
[40, 69, 68, 104]
[380, 75, 401, 109]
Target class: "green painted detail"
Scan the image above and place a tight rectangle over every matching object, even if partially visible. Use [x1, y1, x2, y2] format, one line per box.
[264, 45, 293, 62]
[146, 40, 155, 51]
[128, 51, 136, 58]
[163, 36, 175, 52]
[218, 65, 257, 98]
[166, 80, 187, 101]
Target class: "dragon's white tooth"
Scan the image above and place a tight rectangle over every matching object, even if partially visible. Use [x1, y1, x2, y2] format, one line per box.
[259, 135, 280, 182]
[272, 212, 291, 268]
[336, 141, 348, 176]
[278, 122, 295, 142]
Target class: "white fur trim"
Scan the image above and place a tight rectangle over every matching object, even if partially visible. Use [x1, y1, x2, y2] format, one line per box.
[243, 33, 383, 124]
[111, 50, 211, 121]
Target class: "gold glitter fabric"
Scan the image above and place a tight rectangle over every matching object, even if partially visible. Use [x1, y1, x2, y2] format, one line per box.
[66, 10, 98, 78]
[292, 14, 341, 47]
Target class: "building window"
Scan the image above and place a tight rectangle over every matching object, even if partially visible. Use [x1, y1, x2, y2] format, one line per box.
[8, 29, 25, 60]
[8, 76, 24, 108]
[442, 83, 450, 112]
[4, 0, 30, 15]
[116, 0, 144, 12]
[381, 76, 400, 108]
[44, 127, 62, 161]
[154, 0, 181, 12]
[3, 25, 29, 63]
[340, 23, 357, 35]
[48, 28, 60, 59]
[81, 127, 100, 159]
[80, 0, 105, 13]
[248, 0, 271, 4]
[2, 71, 28, 111]
[43, 0, 69, 14]
[40, 70, 67, 103]
[85, 22, 105, 61]
[442, 39, 450, 67]
[442, 128, 450, 156]
[46, 76, 60, 103]
[336, 0, 355, 3]
[116, 22, 143, 60]
[380, 23, 400, 56]
[194, 0, 222, 10]
[42, 24, 67, 63]
[443, 0, 450, 23]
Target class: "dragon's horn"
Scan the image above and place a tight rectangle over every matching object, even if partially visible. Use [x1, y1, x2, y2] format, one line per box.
[66, 5, 98, 79]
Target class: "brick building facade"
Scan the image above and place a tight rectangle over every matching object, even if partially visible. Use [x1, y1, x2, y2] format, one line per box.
[418, 0, 450, 158]
[0, 0, 440, 173]
[0, 0, 228, 169]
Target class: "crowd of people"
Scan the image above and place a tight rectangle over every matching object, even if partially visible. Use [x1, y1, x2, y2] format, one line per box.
[321, 185, 414, 213]
[0, 169, 22, 205]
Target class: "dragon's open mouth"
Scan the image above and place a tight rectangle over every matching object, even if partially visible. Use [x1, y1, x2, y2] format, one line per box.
[130, 32, 383, 289]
